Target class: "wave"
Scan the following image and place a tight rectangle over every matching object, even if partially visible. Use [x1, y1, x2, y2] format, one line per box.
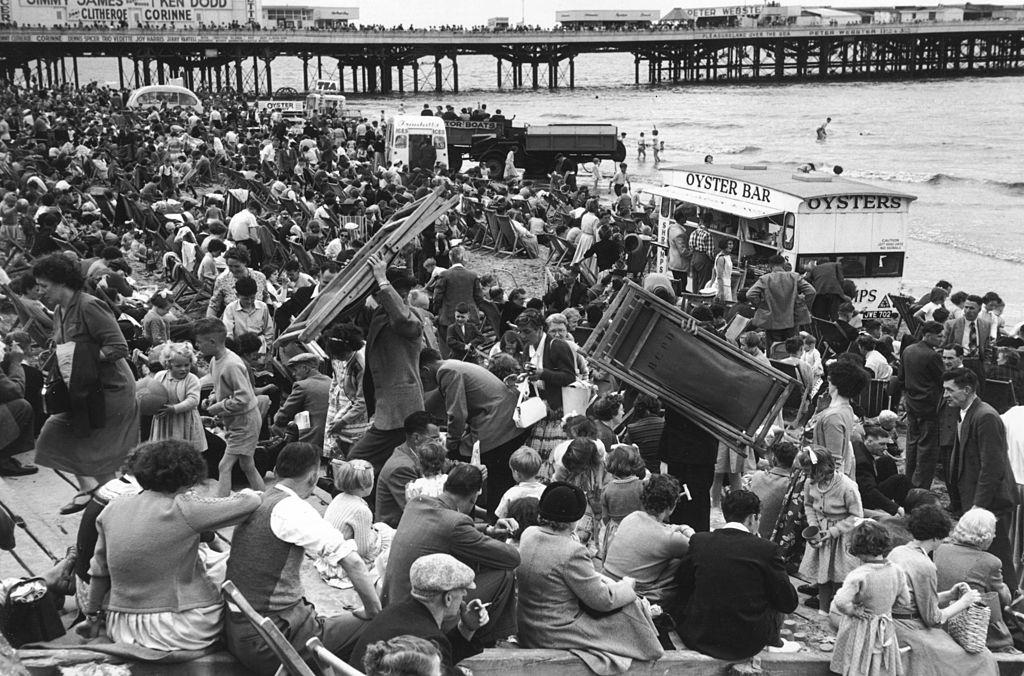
[537, 112, 587, 120]
[907, 230, 1024, 265]
[674, 143, 761, 154]
[658, 120, 742, 130]
[847, 170, 1024, 193]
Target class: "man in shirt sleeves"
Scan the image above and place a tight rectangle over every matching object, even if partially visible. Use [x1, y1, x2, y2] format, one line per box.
[225, 442, 380, 675]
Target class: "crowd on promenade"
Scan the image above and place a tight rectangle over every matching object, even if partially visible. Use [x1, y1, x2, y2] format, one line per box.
[1, 80, 1024, 676]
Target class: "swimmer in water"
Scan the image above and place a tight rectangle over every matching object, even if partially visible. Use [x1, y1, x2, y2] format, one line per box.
[704, 154, 714, 164]
[816, 116, 832, 140]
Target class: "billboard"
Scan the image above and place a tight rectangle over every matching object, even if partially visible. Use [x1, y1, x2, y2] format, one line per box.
[555, 9, 660, 23]
[13, 0, 258, 26]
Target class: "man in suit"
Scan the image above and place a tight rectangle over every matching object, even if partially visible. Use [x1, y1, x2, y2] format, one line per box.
[349, 553, 487, 676]
[382, 465, 520, 647]
[856, 424, 911, 516]
[349, 254, 424, 486]
[445, 303, 483, 363]
[898, 320, 946, 489]
[431, 246, 484, 356]
[419, 349, 529, 513]
[944, 367, 1019, 584]
[675, 489, 799, 660]
[804, 257, 847, 321]
[376, 411, 437, 529]
[745, 254, 816, 344]
[943, 294, 991, 391]
[271, 352, 331, 449]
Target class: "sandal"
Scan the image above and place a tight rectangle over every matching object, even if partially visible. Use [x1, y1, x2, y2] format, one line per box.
[59, 489, 95, 516]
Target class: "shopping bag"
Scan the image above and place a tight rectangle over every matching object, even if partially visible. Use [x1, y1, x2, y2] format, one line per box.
[513, 380, 547, 429]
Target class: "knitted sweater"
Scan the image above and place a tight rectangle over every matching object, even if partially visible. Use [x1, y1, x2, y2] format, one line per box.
[323, 493, 380, 562]
[91, 489, 260, 613]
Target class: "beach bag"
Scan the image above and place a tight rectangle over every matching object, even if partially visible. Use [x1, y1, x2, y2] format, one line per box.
[561, 381, 594, 420]
[947, 601, 991, 654]
[0, 578, 66, 647]
[513, 380, 546, 429]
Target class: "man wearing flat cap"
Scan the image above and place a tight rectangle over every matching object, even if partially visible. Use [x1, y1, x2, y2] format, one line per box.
[272, 352, 331, 449]
[349, 553, 487, 674]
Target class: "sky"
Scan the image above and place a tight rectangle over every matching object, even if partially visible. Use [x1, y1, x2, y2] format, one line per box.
[352, 0, 970, 28]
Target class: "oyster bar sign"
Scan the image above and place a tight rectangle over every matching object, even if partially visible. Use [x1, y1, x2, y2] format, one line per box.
[682, 170, 777, 205]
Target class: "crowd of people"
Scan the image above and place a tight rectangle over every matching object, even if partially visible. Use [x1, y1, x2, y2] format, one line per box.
[1, 79, 1024, 676]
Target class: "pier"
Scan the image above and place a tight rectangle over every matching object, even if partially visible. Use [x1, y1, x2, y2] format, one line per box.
[1, 20, 1023, 94]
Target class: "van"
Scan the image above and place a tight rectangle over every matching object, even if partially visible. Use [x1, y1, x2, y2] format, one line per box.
[126, 85, 204, 114]
[385, 115, 449, 170]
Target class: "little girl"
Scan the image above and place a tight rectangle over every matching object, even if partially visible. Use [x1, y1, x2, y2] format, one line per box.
[405, 442, 449, 502]
[320, 459, 394, 589]
[141, 291, 175, 347]
[553, 437, 608, 553]
[798, 446, 863, 615]
[149, 342, 206, 452]
[830, 521, 909, 676]
[600, 444, 647, 557]
[801, 333, 824, 386]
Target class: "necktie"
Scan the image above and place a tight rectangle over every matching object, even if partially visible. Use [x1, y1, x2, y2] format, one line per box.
[968, 321, 978, 356]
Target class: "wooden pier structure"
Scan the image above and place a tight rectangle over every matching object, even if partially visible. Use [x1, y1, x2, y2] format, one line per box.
[1, 20, 1023, 95]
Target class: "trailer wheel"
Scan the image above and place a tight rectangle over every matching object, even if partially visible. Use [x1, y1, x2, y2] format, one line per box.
[481, 152, 505, 178]
[613, 141, 627, 163]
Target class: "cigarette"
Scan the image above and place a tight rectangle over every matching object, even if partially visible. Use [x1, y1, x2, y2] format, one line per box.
[473, 601, 492, 609]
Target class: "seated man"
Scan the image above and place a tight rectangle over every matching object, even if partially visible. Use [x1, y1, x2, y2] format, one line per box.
[375, 411, 436, 529]
[225, 442, 380, 675]
[349, 553, 487, 676]
[272, 352, 331, 450]
[382, 464, 519, 647]
[856, 424, 911, 517]
[675, 489, 799, 660]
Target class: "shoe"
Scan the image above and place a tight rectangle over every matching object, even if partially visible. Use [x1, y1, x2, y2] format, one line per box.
[768, 638, 801, 654]
[803, 597, 820, 610]
[798, 583, 819, 596]
[0, 458, 39, 477]
[59, 489, 95, 516]
[53, 546, 78, 596]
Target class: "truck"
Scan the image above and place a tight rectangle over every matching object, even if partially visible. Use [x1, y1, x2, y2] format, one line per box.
[444, 120, 627, 177]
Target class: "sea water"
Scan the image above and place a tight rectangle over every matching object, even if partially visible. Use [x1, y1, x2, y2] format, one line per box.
[80, 53, 1024, 320]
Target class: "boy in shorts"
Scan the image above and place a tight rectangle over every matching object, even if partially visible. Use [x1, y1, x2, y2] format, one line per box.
[194, 318, 265, 496]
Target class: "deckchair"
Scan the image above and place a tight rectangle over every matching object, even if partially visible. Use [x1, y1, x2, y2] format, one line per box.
[221, 581, 315, 676]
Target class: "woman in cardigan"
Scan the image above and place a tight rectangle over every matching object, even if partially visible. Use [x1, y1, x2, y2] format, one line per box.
[32, 254, 140, 515]
[888, 504, 998, 676]
[813, 358, 869, 478]
[79, 440, 260, 651]
[516, 482, 663, 672]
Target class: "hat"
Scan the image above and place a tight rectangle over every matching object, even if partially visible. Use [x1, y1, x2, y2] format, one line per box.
[409, 553, 476, 593]
[344, 222, 359, 231]
[539, 482, 588, 522]
[287, 352, 321, 367]
[54, 180, 71, 192]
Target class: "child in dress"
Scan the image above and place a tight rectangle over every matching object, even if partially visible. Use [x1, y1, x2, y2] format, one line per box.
[830, 521, 909, 676]
[320, 459, 394, 589]
[798, 446, 864, 615]
[801, 333, 824, 386]
[600, 444, 647, 557]
[149, 342, 207, 452]
[141, 291, 175, 347]
[405, 442, 449, 502]
[495, 447, 545, 519]
[553, 437, 608, 552]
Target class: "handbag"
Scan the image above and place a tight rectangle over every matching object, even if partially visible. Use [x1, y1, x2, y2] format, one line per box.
[0, 578, 66, 647]
[947, 600, 991, 654]
[513, 380, 547, 429]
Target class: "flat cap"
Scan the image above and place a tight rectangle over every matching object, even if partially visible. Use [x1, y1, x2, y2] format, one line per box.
[410, 553, 476, 593]
[287, 352, 322, 367]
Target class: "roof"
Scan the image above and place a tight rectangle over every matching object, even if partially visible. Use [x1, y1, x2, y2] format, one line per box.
[659, 164, 918, 202]
[801, 7, 864, 17]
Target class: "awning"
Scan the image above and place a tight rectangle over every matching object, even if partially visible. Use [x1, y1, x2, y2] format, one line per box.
[646, 184, 786, 220]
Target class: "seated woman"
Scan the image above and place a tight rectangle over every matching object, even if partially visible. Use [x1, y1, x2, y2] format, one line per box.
[79, 440, 261, 651]
[603, 474, 693, 608]
[362, 635, 442, 676]
[888, 504, 998, 676]
[516, 482, 663, 669]
[934, 508, 1017, 653]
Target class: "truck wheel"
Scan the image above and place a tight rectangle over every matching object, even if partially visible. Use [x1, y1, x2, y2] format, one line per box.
[482, 153, 505, 178]
[613, 141, 627, 163]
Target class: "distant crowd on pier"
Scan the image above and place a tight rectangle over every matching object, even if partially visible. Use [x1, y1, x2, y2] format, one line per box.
[0, 80, 1024, 676]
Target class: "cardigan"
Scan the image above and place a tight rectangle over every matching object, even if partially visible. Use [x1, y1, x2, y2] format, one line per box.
[91, 489, 260, 613]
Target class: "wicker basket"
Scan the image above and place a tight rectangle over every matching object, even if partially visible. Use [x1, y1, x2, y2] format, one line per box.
[947, 601, 991, 654]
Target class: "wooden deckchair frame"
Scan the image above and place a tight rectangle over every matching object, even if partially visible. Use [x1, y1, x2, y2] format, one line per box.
[221, 581, 315, 676]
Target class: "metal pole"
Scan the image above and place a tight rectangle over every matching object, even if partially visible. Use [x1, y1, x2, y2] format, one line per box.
[398, 64, 404, 92]
[451, 55, 458, 93]
[434, 59, 442, 92]
[569, 55, 575, 89]
[264, 57, 272, 95]
[73, 55, 80, 88]
[252, 55, 259, 96]
[413, 62, 419, 92]
[302, 55, 309, 92]
[235, 58, 243, 92]
[634, 54, 640, 84]
[60, 57, 67, 85]
[117, 56, 124, 90]
[497, 58, 502, 88]
[317, 54, 322, 80]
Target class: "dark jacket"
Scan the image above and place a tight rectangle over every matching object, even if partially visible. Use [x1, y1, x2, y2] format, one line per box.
[535, 336, 576, 412]
[854, 441, 899, 515]
[382, 494, 520, 608]
[898, 340, 944, 419]
[433, 265, 484, 327]
[375, 443, 420, 529]
[363, 285, 424, 431]
[349, 597, 481, 676]
[949, 398, 1017, 515]
[676, 528, 798, 661]
[805, 262, 846, 296]
[659, 408, 719, 466]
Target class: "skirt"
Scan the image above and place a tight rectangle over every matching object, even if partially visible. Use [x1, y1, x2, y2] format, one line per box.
[107, 603, 223, 652]
[35, 361, 140, 476]
[830, 614, 903, 676]
[799, 517, 861, 584]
